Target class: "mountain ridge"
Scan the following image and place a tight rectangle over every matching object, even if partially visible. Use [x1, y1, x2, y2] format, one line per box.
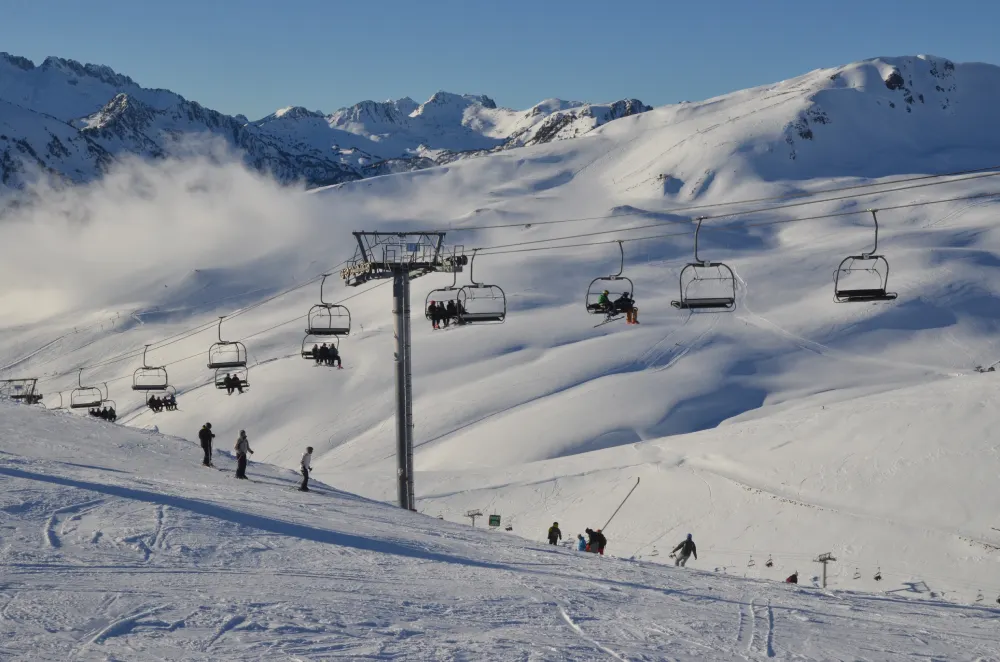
[0, 51, 651, 192]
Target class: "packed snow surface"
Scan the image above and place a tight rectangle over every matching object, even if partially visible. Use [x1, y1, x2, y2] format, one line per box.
[2, 53, 1000, 657]
[1, 402, 998, 660]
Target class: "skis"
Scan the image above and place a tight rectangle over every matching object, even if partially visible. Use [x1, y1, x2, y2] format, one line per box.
[593, 315, 624, 328]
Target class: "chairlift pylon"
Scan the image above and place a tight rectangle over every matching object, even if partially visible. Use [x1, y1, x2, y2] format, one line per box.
[457, 250, 506, 324]
[0, 378, 43, 405]
[586, 240, 636, 325]
[305, 274, 351, 336]
[70, 369, 104, 409]
[834, 209, 898, 303]
[207, 316, 248, 370]
[671, 217, 736, 311]
[132, 345, 170, 391]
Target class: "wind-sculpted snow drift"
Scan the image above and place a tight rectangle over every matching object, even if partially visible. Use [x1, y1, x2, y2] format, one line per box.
[3, 54, 1000, 613]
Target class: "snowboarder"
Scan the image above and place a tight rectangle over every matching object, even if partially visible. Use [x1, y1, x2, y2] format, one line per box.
[312, 344, 320, 361]
[224, 374, 235, 395]
[300, 445, 313, 491]
[234, 430, 253, 479]
[671, 533, 697, 567]
[593, 529, 607, 555]
[786, 571, 798, 584]
[318, 344, 329, 365]
[198, 422, 215, 467]
[547, 522, 562, 545]
[445, 301, 457, 327]
[576, 534, 587, 551]
[585, 527, 596, 552]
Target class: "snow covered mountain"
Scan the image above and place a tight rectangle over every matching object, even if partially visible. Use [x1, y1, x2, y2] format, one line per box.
[0, 52, 650, 191]
[4, 53, 1000, 636]
[1, 400, 998, 660]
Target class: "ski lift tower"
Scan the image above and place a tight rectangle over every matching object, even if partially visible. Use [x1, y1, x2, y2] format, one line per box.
[342, 232, 466, 511]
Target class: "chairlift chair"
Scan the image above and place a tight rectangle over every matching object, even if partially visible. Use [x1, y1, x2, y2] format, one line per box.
[425, 268, 461, 320]
[70, 370, 105, 409]
[834, 210, 898, 303]
[305, 274, 351, 336]
[214, 367, 249, 391]
[146, 385, 177, 410]
[457, 250, 506, 324]
[301, 335, 339, 360]
[207, 316, 248, 369]
[671, 218, 737, 311]
[132, 345, 170, 391]
[586, 241, 636, 324]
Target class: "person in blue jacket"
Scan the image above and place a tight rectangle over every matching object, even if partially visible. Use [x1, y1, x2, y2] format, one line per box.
[576, 534, 587, 551]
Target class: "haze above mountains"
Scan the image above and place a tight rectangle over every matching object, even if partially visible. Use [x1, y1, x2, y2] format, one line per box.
[0, 52, 650, 192]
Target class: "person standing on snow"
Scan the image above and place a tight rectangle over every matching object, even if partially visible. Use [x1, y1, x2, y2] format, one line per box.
[198, 422, 215, 467]
[300, 446, 313, 491]
[593, 529, 607, 555]
[576, 534, 587, 551]
[671, 533, 697, 567]
[547, 522, 562, 545]
[234, 430, 253, 479]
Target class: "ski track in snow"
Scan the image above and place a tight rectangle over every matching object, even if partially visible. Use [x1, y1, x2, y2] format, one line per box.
[558, 605, 628, 661]
[44, 499, 105, 548]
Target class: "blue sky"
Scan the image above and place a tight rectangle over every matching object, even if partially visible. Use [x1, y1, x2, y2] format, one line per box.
[1, 0, 997, 120]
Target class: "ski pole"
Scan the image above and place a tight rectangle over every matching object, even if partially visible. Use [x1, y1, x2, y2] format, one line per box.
[602, 477, 640, 531]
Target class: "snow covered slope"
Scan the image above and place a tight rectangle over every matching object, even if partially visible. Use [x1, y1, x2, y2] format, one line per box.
[0, 51, 649, 191]
[1, 401, 998, 660]
[3, 54, 1000, 608]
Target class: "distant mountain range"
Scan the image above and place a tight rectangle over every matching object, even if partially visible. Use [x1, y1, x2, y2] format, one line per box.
[0, 52, 650, 191]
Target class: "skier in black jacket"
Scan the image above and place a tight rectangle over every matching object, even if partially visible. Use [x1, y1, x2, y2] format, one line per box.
[547, 522, 562, 545]
[198, 422, 215, 467]
[671, 533, 697, 567]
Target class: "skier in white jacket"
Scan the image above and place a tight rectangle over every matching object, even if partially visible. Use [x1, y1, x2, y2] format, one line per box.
[234, 430, 253, 480]
[299, 446, 313, 492]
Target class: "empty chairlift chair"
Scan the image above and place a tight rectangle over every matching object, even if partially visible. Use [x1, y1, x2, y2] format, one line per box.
[671, 218, 737, 311]
[456, 250, 506, 324]
[305, 274, 351, 337]
[834, 209, 898, 303]
[132, 345, 170, 391]
[207, 316, 248, 370]
[586, 241, 636, 326]
[70, 369, 105, 409]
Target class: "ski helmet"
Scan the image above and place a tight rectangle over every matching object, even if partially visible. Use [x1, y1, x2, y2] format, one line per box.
[687, 533, 692, 540]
